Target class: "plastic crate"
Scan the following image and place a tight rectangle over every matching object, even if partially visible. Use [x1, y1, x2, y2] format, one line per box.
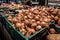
[2, 15, 48, 40]
[49, 20, 60, 34]
[55, 25, 60, 33]
[0, 13, 3, 22]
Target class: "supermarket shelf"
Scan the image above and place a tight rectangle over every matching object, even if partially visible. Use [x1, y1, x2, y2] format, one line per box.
[48, 3, 60, 7]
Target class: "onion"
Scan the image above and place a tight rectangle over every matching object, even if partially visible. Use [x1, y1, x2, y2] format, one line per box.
[31, 22, 37, 27]
[28, 13, 32, 15]
[41, 21, 49, 27]
[27, 15, 33, 19]
[24, 16, 28, 19]
[54, 16, 59, 21]
[42, 8, 46, 11]
[8, 19, 12, 22]
[20, 23, 25, 29]
[45, 8, 50, 11]
[20, 28, 26, 35]
[36, 21, 40, 25]
[49, 28, 56, 34]
[41, 21, 46, 25]
[44, 18, 51, 23]
[57, 19, 60, 26]
[13, 17, 18, 23]
[26, 27, 35, 33]
[41, 12, 46, 16]
[47, 16, 51, 19]
[36, 25, 42, 31]
[20, 14, 24, 16]
[33, 10, 39, 14]
[16, 16, 21, 21]
[24, 20, 29, 24]
[40, 18, 43, 22]
[25, 27, 35, 37]
[31, 29, 35, 34]
[8, 16, 12, 22]
[54, 9, 58, 13]
[31, 19, 36, 23]
[34, 16, 39, 20]
[44, 18, 48, 22]
[51, 15, 54, 19]
[16, 22, 21, 28]
[25, 31, 31, 37]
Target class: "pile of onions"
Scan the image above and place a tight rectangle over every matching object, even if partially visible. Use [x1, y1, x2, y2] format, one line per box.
[8, 6, 60, 37]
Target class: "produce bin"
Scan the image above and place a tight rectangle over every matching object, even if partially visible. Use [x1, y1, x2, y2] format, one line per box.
[1, 14, 48, 40]
[3, 16, 28, 40]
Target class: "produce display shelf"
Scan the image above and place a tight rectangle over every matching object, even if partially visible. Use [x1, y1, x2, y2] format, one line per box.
[0, 13, 48, 40]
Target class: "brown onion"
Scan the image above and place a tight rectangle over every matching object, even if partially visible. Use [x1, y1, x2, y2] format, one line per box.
[8, 16, 12, 22]
[36, 21, 40, 25]
[54, 16, 59, 21]
[27, 15, 33, 19]
[25, 31, 31, 37]
[57, 19, 60, 26]
[24, 20, 29, 24]
[36, 25, 42, 31]
[20, 28, 26, 35]
[41, 21, 49, 27]
[24, 16, 28, 19]
[16, 22, 21, 28]
[49, 28, 56, 34]
[34, 16, 39, 20]
[13, 17, 18, 23]
[31, 22, 37, 27]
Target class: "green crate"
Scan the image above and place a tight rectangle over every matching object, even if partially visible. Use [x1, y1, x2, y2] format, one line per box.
[2, 15, 48, 40]
[50, 21, 60, 34]
[0, 13, 3, 22]
[50, 24, 60, 34]
[49, 20, 55, 28]
[55, 25, 60, 33]
[3, 17, 28, 40]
